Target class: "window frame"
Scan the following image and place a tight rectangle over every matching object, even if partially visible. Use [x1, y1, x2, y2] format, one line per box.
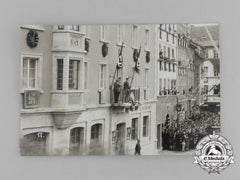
[20, 53, 43, 93]
[142, 116, 149, 137]
[132, 25, 138, 48]
[98, 61, 108, 91]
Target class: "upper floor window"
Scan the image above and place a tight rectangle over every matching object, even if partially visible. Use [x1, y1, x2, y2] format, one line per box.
[159, 24, 162, 39]
[145, 68, 149, 88]
[69, 60, 80, 90]
[172, 49, 175, 59]
[117, 25, 124, 45]
[22, 57, 38, 89]
[84, 62, 88, 89]
[145, 29, 150, 49]
[100, 25, 108, 42]
[58, 25, 64, 30]
[99, 63, 107, 90]
[132, 25, 138, 47]
[163, 46, 166, 57]
[167, 47, 171, 59]
[70, 25, 80, 31]
[57, 59, 63, 90]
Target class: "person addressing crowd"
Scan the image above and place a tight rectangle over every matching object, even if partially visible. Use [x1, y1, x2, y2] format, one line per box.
[123, 77, 130, 102]
[113, 78, 121, 103]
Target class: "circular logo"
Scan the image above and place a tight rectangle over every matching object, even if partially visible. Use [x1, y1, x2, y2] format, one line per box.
[194, 132, 234, 173]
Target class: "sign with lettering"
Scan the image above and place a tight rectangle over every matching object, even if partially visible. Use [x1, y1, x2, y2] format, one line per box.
[24, 90, 40, 108]
[140, 105, 151, 111]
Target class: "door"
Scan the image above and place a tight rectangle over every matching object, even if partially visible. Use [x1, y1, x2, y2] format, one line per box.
[116, 123, 126, 155]
[157, 124, 162, 149]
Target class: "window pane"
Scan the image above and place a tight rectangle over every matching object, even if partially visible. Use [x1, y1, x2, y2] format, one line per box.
[69, 60, 79, 90]
[57, 59, 63, 90]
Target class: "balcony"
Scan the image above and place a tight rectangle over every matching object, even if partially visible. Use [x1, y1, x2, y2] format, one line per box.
[110, 88, 140, 112]
[204, 95, 220, 104]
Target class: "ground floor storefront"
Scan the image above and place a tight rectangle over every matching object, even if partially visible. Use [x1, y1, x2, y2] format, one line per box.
[20, 102, 157, 155]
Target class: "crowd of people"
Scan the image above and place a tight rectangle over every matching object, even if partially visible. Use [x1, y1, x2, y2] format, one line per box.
[162, 111, 220, 151]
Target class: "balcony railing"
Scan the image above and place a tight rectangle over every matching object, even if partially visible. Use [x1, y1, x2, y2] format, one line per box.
[204, 95, 220, 104]
[110, 88, 140, 109]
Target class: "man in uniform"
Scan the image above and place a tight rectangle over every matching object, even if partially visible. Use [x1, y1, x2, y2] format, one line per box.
[113, 78, 121, 103]
[123, 77, 130, 102]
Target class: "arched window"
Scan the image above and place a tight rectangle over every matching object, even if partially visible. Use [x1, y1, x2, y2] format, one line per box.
[89, 123, 103, 155]
[21, 132, 49, 155]
[70, 127, 84, 155]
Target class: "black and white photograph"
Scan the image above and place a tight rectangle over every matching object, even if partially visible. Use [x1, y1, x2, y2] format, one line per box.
[19, 24, 220, 156]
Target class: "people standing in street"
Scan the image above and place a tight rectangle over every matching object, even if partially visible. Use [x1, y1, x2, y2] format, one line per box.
[135, 139, 141, 155]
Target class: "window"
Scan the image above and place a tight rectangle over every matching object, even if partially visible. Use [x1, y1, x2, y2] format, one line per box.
[166, 32, 169, 42]
[159, 24, 162, 39]
[143, 116, 149, 137]
[132, 71, 138, 89]
[172, 49, 175, 59]
[145, 68, 149, 88]
[168, 47, 171, 59]
[159, 79, 162, 95]
[70, 25, 80, 31]
[21, 132, 48, 155]
[57, 59, 63, 90]
[159, 61, 163, 71]
[91, 124, 103, 143]
[70, 127, 84, 155]
[172, 34, 175, 44]
[207, 49, 214, 59]
[84, 62, 88, 89]
[145, 29, 150, 49]
[169, 63, 171, 72]
[131, 118, 138, 140]
[22, 57, 38, 89]
[173, 64, 176, 72]
[159, 44, 162, 58]
[69, 60, 80, 90]
[117, 25, 124, 44]
[163, 46, 166, 57]
[132, 25, 138, 47]
[58, 25, 64, 30]
[99, 64, 107, 89]
[164, 62, 167, 71]
[100, 25, 107, 41]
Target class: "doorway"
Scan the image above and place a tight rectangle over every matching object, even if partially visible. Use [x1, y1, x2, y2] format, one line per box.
[116, 123, 126, 155]
[157, 124, 162, 150]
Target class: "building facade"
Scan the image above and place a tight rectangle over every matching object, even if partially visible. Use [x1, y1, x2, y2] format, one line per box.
[20, 25, 158, 155]
[190, 25, 220, 112]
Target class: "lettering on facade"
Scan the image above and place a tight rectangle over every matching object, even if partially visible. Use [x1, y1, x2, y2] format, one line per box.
[140, 105, 151, 111]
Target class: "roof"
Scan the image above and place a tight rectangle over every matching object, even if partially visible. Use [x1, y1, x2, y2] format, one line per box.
[190, 25, 219, 47]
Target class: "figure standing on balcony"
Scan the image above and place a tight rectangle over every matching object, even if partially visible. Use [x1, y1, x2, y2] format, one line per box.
[123, 77, 130, 102]
[113, 78, 121, 103]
